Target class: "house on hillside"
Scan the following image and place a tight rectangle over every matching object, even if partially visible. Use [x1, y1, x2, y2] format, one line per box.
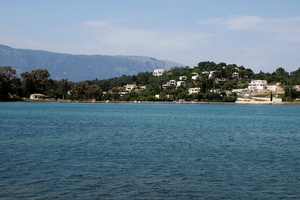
[169, 80, 176, 85]
[248, 80, 268, 92]
[201, 71, 214, 78]
[232, 72, 239, 78]
[139, 86, 146, 90]
[125, 84, 136, 91]
[179, 76, 187, 81]
[191, 72, 200, 80]
[155, 94, 174, 99]
[153, 69, 165, 76]
[119, 91, 128, 96]
[162, 80, 176, 89]
[177, 81, 186, 87]
[188, 87, 200, 95]
[209, 71, 216, 78]
[162, 84, 169, 89]
[215, 78, 228, 84]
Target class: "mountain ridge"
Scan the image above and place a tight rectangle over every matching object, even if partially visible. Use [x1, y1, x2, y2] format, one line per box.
[0, 44, 184, 81]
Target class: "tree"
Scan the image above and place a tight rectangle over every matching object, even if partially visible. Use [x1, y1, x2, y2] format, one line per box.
[31, 69, 50, 92]
[253, 70, 266, 80]
[10, 77, 22, 99]
[204, 92, 221, 101]
[73, 81, 89, 100]
[21, 72, 34, 97]
[111, 86, 120, 101]
[0, 66, 16, 78]
[21, 69, 50, 97]
[86, 84, 103, 100]
[57, 79, 69, 100]
[275, 67, 289, 77]
[275, 67, 289, 84]
[0, 66, 17, 100]
[290, 68, 300, 85]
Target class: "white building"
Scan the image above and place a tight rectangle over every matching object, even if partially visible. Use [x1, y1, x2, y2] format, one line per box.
[119, 91, 128, 96]
[179, 76, 187, 80]
[153, 69, 165, 76]
[191, 72, 200, 80]
[169, 80, 176, 85]
[209, 71, 216, 78]
[248, 80, 268, 91]
[125, 84, 136, 91]
[177, 81, 186, 87]
[188, 87, 200, 95]
[232, 72, 239, 78]
[30, 93, 46, 100]
[215, 78, 228, 84]
[162, 80, 176, 89]
[162, 84, 169, 89]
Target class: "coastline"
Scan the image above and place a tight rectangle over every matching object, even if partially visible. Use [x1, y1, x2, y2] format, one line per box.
[7, 98, 300, 105]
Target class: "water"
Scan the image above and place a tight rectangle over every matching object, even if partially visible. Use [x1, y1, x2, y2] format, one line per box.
[0, 102, 299, 199]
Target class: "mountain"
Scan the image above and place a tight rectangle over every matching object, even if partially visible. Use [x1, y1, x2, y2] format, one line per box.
[0, 44, 184, 81]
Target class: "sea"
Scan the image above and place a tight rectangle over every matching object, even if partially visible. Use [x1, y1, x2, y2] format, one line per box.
[0, 102, 299, 199]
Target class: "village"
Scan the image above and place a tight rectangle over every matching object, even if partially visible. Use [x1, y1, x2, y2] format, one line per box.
[2, 62, 300, 103]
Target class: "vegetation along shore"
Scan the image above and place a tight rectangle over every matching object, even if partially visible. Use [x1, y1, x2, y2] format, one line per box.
[1, 61, 300, 103]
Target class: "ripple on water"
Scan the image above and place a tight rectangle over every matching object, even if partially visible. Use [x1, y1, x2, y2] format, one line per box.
[0, 102, 299, 199]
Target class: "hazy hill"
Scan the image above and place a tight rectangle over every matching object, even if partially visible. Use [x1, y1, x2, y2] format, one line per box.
[0, 44, 184, 81]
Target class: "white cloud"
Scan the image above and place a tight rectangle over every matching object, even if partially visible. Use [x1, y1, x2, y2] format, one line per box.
[78, 19, 210, 63]
[198, 15, 262, 30]
[75, 16, 300, 70]
[222, 15, 262, 30]
[199, 15, 300, 42]
[80, 17, 133, 28]
[82, 20, 110, 28]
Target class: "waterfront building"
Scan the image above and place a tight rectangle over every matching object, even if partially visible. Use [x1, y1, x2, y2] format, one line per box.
[248, 80, 268, 92]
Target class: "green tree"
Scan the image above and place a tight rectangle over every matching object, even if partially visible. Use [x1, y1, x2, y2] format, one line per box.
[31, 69, 50, 92]
[275, 67, 289, 84]
[111, 86, 120, 101]
[21, 69, 50, 97]
[21, 72, 34, 97]
[204, 92, 221, 101]
[0, 66, 17, 100]
[86, 84, 103, 100]
[10, 77, 22, 99]
[57, 79, 69, 100]
[73, 81, 89, 100]
[289, 68, 300, 85]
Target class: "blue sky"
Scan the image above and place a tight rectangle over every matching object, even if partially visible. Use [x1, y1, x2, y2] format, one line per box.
[1, 0, 300, 73]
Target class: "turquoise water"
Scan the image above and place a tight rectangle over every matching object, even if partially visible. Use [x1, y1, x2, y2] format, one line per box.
[0, 102, 299, 199]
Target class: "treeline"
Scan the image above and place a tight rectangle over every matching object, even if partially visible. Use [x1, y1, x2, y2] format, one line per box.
[1, 61, 300, 102]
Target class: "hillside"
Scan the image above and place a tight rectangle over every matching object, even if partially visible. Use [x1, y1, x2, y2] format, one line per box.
[0, 44, 184, 81]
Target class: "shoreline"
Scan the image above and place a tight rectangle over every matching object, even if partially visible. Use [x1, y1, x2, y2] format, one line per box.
[6, 99, 300, 105]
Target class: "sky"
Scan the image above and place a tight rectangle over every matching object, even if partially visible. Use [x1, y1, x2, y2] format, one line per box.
[0, 0, 300, 73]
